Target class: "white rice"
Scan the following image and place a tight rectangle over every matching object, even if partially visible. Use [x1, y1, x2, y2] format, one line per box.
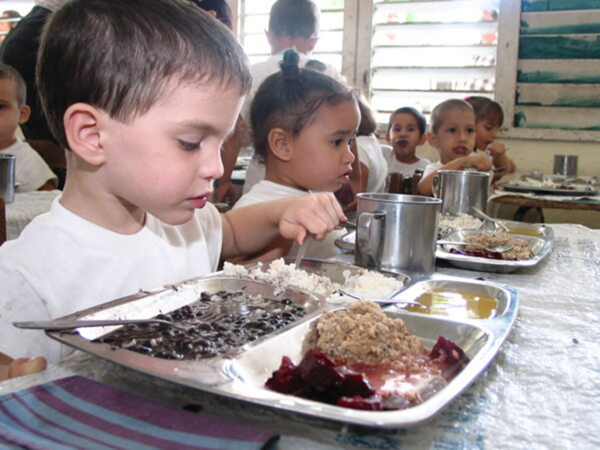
[222, 259, 405, 305]
[439, 213, 483, 230]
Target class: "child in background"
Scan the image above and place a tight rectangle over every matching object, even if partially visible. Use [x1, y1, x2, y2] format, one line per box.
[384, 107, 430, 177]
[354, 97, 387, 194]
[418, 99, 492, 196]
[465, 96, 516, 182]
[233, 49, 359, 262]
[0, 63, 56, 191]
[0, 0, 346, 376]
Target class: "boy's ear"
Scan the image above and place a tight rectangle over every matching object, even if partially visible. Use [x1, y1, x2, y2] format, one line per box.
[267, 128, 293, 162]
[426, 132, 437, 148]
[385, 131, 391, 144]
[418, 133, 428, 145]
[18, 105, 31, 124]
[64, 103, 106, 165]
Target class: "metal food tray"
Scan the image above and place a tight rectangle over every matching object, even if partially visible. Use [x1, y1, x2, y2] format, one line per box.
[42, 273, 518, 428]
[500, 182, 599, 196]
[436, 230, 553, 273]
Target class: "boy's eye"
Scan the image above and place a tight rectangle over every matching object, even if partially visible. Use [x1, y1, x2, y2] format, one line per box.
[467, 128, 475, 134]
[447, 127, 457, 133]
[179, 140, 201, 151]
[333, 138, 343, 147]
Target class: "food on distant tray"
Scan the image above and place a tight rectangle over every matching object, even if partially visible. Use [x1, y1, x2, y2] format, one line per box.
[265, 301, 469, 411]
[439, 213, 483, 230]
[509, 177, 595, 191]
[94, 289, 308, 359]
[223, 258, 406, 303]
[450, 232, 532, 261]
[404, 289, 499, 319]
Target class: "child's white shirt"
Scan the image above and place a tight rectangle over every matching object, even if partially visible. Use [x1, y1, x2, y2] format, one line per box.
[0, 197, 222, 362]
[356, 134, 387, 193]
[383, 146, 431, 177]
[421, 160, 444, 180]
[234, 180, 345, 260]
[1, 138, 57, 191]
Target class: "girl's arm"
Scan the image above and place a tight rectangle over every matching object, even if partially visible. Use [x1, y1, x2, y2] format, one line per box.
[220, 193, 345, 260]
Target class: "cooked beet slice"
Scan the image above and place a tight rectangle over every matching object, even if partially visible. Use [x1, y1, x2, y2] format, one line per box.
[298, 348, 344, 392]
[335, 369, 375, 398]
[265, 356, 305, 394]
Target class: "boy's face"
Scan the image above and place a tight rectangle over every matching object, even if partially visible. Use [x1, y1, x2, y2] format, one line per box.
[100, 80, 243, 225]
[285, 99, 359, 192]
[475, 119, 500, 151]
[428, 109, 476, 164]
[0, 78, 29, 149]
[386, 112, 426, 162]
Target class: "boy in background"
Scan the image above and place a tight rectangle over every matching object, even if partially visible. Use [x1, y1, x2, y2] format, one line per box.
[466, 96, 516, 182]
[0, 0, 345, 376]
[0, 63, 56, 191]
[384, 106, 431, 177]
[418, 99, 492, 196]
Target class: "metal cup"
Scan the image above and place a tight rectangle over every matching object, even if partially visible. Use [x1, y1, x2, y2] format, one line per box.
[0, 153, 15, 203]
[553, 155, 578, 177]
[432, 170, 490, 216]
[355, 193, 441, 276]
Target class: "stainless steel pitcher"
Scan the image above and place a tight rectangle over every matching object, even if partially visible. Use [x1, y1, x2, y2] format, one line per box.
[354, 193, 441, 276]
[432, 170, 490, 216]
[0, 153, 15, 204]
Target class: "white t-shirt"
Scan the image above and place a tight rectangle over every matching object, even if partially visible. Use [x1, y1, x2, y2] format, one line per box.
[383, 146, 431, 177]
[234, 180, 345, 260]
[356, 134, 387, 193]
[0, 198, 222, 362]
[242, 51, 344, 194]
[1, 138, 57, 191]
[421, 160, 444, 180]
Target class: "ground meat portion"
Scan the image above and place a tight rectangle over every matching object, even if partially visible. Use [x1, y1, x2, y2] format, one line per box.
[303, 301, 425, 370]
[464, 232, 533, 261]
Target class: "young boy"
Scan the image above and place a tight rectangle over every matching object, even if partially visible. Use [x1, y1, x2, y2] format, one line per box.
[0, 63, 57, 191]
[418, 99, 492, 196]
[466, 96, 516, 182]
[0, 0, 346, 378]
[384, 107, 431, 177]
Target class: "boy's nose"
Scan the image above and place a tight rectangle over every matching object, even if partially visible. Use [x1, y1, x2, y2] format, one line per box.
[199, 147, 224, 180]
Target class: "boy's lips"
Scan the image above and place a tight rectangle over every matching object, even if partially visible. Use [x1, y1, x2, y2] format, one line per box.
[188, 194, 210, 209]
[339, 169, 352, 182]
[454, 146, 469, 155]
[395, 139, 410, 147]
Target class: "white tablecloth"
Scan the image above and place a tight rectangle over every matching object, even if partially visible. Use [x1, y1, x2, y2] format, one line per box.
[5, 190, 61, 240]
[0, 224, 598, 449]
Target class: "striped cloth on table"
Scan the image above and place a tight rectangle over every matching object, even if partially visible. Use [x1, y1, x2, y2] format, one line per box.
[0, 375, 277, 449]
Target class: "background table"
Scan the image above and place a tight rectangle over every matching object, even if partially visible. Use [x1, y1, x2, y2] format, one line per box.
[1, 224, 599, 449]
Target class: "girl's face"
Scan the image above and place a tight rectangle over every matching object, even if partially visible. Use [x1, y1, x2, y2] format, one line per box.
[98, 79, 242, 227]
[284, 99, 359, 192]
[428, 109, 476, 164]
[386, 112, 426, 162]
[475, 119, 500, 151]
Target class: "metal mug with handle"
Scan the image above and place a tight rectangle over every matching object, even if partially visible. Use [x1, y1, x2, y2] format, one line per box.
[354, 193, 441, 276]
[0, 153, 16, 204]
[432, 170, 490, 216]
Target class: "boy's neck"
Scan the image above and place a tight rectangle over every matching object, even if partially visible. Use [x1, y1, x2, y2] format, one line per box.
[0, 136, 18, 151]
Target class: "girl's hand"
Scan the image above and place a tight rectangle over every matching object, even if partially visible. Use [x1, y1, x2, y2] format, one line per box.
[278, 193, 346, 245]
[486, 141, 507, 159]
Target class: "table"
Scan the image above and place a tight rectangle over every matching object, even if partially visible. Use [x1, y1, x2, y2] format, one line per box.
[5, 190, 60, 240]
[1, 224, 599, 449]
[490, 191, 600, 222]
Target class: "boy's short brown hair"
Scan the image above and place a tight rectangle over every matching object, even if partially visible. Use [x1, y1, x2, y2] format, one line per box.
[465, 96, 504, 127]
[37, 0, 252, 150]
[269, 0, 319, 39]
[0, 63, 26, 106]
[388, 107, 426, 135]
[429, 99, 474, 133]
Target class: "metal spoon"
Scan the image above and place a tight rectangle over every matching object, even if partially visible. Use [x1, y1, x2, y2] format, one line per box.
[472, 207, 510, 232]
[13, 318, 190, 331]
[294, 232, 314, 267]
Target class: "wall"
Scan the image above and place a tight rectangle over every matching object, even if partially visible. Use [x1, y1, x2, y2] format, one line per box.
[416, 139, 600, 229]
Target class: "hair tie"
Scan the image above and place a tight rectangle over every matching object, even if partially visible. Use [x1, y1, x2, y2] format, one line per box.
[280, 49, 301, 79]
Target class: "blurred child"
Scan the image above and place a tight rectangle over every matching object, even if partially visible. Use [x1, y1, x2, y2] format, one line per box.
[0, 0, 345, 376]
[233, 49, 359, 261]
[354, 97, 387, 194]
[466, 96, 516, 181]
[418, 99, 492, 196]
[384, 106, 430, 177]
[0, 63, 57, 191]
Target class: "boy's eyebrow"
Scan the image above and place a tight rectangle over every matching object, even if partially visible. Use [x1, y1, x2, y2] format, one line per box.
[174, 120, 234, 138]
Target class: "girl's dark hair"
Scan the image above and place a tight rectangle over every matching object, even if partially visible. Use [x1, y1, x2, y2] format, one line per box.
[357, 97, 378, 136]
[465, 96, 504, 127]
[250, 50, 356, 161]
[388, 107, 426, 135]
[38, 0, 251, 150]
[188, 0, 233, 30]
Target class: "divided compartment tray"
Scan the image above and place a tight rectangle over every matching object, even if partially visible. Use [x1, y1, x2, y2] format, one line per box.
[43, 274, 518, 428]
